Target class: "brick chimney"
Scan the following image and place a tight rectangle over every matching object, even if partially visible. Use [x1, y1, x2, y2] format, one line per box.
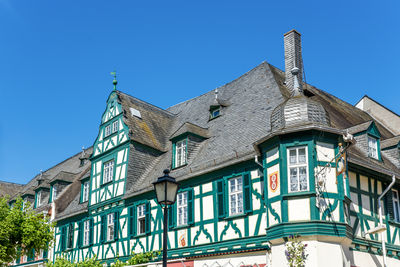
[284, 29, 303, 94]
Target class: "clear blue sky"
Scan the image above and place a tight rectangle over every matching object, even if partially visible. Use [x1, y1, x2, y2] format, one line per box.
[1, 0, 399, 184]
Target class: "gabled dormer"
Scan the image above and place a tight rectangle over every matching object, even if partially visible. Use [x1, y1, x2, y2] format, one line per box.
[34, 185, 49, 209]
[49, 171, 74, 203]
[348, 121, 382, 160]
[208, 88, 230, 121]
[170, 122, 208, 169]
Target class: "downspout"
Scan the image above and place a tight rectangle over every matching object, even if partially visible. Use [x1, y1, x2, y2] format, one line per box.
[378, 174, 396, 267]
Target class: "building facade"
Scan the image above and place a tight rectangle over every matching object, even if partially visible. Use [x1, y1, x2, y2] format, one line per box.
[5, 30, 400, 267]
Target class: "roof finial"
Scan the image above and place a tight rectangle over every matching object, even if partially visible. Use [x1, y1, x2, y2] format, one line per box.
[291, 65, 302, 96]
[81, 146, 85, 157]
[111, 71, 118, 91]
[40, 169, 43, 179]
[215, 88, 219, 100]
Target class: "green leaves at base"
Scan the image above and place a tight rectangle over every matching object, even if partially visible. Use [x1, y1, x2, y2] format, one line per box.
[0, 196, 55, 265]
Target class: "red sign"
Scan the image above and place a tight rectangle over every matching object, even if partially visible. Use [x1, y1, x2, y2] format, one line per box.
[269, 171, 279, 192]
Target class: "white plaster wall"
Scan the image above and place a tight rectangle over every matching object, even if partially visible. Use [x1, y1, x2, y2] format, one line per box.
[315, 166, 337, 193]
[288, 198, 310, 221]
[202, 195, 214, 220]
[316, 142, 335, 162]
[344, 246, 400, 267]
[267, 147, 279, 163]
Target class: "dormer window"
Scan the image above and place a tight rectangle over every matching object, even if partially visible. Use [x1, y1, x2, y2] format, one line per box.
[52, 186, 58, 201]
[174, 139, 187, 168]
[368, 136, 378, 159]
[209, 106, 221, 120]
[82, 181, 89, 202]
[36, 191, 42, 207]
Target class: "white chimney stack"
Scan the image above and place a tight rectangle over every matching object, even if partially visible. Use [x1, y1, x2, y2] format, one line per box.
[284, 29, 303, 94]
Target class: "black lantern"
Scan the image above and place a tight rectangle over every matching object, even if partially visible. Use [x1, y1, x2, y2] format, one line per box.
[153, 169, 179, 206]
[153, 169, 179, 267]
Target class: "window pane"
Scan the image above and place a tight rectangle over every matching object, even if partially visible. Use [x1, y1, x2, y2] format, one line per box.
[298, 148, 306, 163]
[289, 150, 297, 164]
[299, 167, 307, 190]
[290, 168, 298, 192]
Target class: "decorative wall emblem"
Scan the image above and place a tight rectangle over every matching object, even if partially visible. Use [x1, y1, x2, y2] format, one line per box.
[179, 231, 187, 247]
[269, 171, 279, 192]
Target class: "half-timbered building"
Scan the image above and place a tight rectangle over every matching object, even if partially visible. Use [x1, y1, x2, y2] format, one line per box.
[6, 30, 400, 267]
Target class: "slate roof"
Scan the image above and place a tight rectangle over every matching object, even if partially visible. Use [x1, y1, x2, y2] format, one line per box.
[381, 136, 400, 149]
[116, 91, 176, 152]
[8, 147, 93, 213]
[54, 61, 399, 220]
[0, 181, 24, 198]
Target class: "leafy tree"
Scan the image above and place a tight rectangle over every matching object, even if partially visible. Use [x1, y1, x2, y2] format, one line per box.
[46, 255, 103, 267]
[0, 196, 54, 266]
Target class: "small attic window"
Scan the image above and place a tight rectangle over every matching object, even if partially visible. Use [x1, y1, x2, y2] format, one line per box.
[209, 106, 221, 120]
[130, 108, 142, 119]
[368, 136, 379, 159]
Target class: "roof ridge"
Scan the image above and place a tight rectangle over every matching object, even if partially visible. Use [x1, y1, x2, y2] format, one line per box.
[116, 90, 175, 117]
[0, 180, 24, 185]
[167, 62, 269, 111]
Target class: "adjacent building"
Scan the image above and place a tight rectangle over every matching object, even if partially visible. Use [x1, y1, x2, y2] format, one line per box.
[5, 30, 400, 267]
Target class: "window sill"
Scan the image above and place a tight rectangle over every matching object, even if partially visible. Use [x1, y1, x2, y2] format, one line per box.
[172, 163, 188, 170]
[224, 213, 248, 220]
[173, 224, 192, 230]
[100, 180, 113, 187]
[282, 191, 316, 199]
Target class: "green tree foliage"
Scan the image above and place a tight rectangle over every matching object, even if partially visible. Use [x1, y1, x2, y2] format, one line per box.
[0, 196, 54, 265]
[46, 255, 103, 267]
[47, 251, 159, 266]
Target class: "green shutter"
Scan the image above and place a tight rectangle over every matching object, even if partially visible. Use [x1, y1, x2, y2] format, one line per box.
[168, 204, 175, 229]
[78, 221, 83, 247]
[129, 206, 136, 236]
[114, 211, 119, 240]
[386, 189, 395, 221]
[187, 189, 194, 225]
[243, 173, 252, 213]
[100, 215, 106, 243]
[61, 226, 66, 251]
[145, 201, 151, 234]
[216, 179, 225, 218]
[89, 219, 94, 245]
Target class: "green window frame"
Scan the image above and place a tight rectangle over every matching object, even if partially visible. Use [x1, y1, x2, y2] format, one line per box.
[209, 105, 221, 120]
[168, 188, 194, 228]
[128, 201, 151, 236]
[100, 211, 119, 243]
[35, 190, 42, 208]
[215, 172, 252, 219]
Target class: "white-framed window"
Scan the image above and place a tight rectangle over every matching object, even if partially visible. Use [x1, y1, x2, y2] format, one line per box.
[368, 136, 378, 159]
[103, 160, 114, 184]
[393, 189, 400, 222]
[228, 176, 243, 215]
[23, 255, 27, 263]
[175, 140, 187, 168]
[82, 181, 89, 202]
[83, 220, 90, 246]
[36, 191, 42, 207]
[177, 192, 188, 226]
[107, 213, 114, 241]
[112, 120, 119, 133]
[52, 186, 58, 201]
[137, 204, 146, 234]
[105, 124, 111, 137]
[288, 146, 308, 192]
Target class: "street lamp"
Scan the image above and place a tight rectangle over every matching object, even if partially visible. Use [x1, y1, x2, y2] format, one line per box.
[153, 169, 179, 267]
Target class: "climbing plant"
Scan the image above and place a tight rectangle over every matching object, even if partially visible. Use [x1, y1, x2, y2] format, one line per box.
[285, 235, 308, 267]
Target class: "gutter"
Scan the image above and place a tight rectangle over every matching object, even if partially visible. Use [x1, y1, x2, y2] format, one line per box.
[378, 174, 396, 267]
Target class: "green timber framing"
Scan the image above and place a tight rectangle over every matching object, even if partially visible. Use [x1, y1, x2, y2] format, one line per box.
[54, 159, 269, 265]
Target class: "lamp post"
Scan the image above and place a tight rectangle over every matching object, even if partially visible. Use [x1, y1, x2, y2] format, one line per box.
[153, 169, 179, 267]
